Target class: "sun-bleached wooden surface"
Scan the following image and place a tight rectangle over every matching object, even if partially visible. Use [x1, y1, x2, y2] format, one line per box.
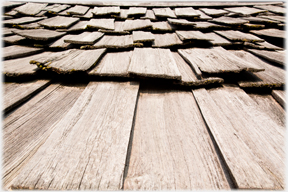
[214, 30, 264, 42]
[211, 16, 249, 25]
[254, 5, 285, 14]
[66, 5, 89, 15]
[242, 16, 280, 24]
[152, 33, 182, 47]
[73, 8, 93, 18]
[4, 35, 25, 44]
[124, 88, 230, 190]
[38, 16, 79, 28]
[175, 30, 213, 41]
[87, 18, 115, 30]
[67, 20, 89, 31]
[127, 7, 147, 16]
[3, 45, 43, 60]
[92, 6, 120, 15]
[224, 7, 266, 16]
[195, 10, 212, 20]
[98, 21, 130, 34]
[91, 35, 133, 48]
[174, 7, 200, 17]
[152, 21, 173, 31]
[192, 22, 229, 29]
[140, 10, 156, 21]
[256, 41, 283, 50]
[16, 22, 42, 29]
[44, 4, 71, 14]
[250, 28, 285, 39]
[132, 31, 154, 43]
[14, 2, 48, 15]
[152, 7, 176, 18]
[205, 32, 232, 46]
[193, 87, 284, 189]
[12, 29, 66, 41]
[199, 8, 228, 16]
[50, 34, 73, 48]
[247, 49, 285, 66]
[3, 16, 46, 25]
[167, 18, 196, 26]
[64, 32, 104, 45]
[11, 81, 139, 190]
[259, 15, 285, 23]
[271, 90, 285, 108]
[3, 84, 86, 189]
[123, 19, 152, 31]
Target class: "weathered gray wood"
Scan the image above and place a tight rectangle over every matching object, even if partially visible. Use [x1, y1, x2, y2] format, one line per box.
[44, 4, 71, 14]
[38, 16, 80, 29]
[132, 31, 154, 43]
[67, 20, 88, 31]
[4, 9, 21, 17]
[140, 10, 157, 21]
[272, 90, 285, 108]
[178, 47, 264, 74]
[16, 22, 43, 29]
[128, 48, 181, 80]
[98, 21, 130, 34]
[174, 7, 200, 17]
[211, 16, 249, 25]
[65, 5, 89, 15]
[224, 7, 266, 15]
[64, 32, 104, 45]
[229, 50, 285, 88]
[3, 80, 50, 112]
[250, 28, 285, 39]
[214, 30, 264, 42]
[242, 16, 280, 24]
[87, 18, 115, 30]
[35, 10, 47, 17]
[4, 35, 26, 44]
[3, 45, 43, 60]
[176, 30, 213, 41]
[152, 21, 173, 31]
[247, 49, 285, 66]
[30, 49, 106, 73]
[254, 5, 285, 14]
[255, 41, 283, 50]
[3, 28, 14, 36]
[243, 23, 266, 29]
[90, 35, 133, 49]
[50, 34, 74, 48]
[259, 15, 285, 23]
[167, 18, 196, 26]
[58, 9, 69, 16]
[3, 1, 25, 8]
[3, 84, 85, 189]
[3, 15, 13, 20]
[3, 17, 46, 25]
[193, 87, 284, 189]
[192, 22, 229, 29]
[195, 10, 212, 20]
[124, 88, 230, 190]
[199, 8, 228, 17]
[89, 51, 133, 77]
[127, 7, 147, 16]
[152, 33, 182, 48]
[11, 81, 139, 190]
[152, 7, 176, 18]
[14, 2, 48, 16]
[92, 6, 120, 15]
[123, 19, 152, 31]
[113, 9, 129, 19]
[72, 8, 93, 18]
[12, 29, 66, 41]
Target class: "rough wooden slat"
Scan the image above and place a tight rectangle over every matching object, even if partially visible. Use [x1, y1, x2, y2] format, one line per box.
[50, 34, 74, 49]
[250, 28, 285, 39]
[254, 5, 285, 14]
[176, 30, 213, 41]
[92, 6, 120, 16]
[123, 19, 152, 31]
[89, 51, 133, 77]
[3, 17, 46, 25]
[132, 31, 154, 43]
[211, 16, 249, 25]
[243, 23, 266, 29]
[12, 29, 66, 41]
[255, 41, 283, 50]
[3, 15, 13, 20]
[193, 21, 229, 29]
[199, 8, 228, 17]
[98, 21, 129, 34]
[193, 87, 284, 189]
[38, 16, 80, 29]
[3, 80, 50, 112]
[247, 49, 285, 66]
[128, 48, 181, 80]
[14, 2, 48, 16]
[224, 7, 266, 16]
[195, 10, 212, 20]
[140, 10, 157, 21]
[127, 7, 147, 16]
[152, 21, 173, 31]
[214, 30, 264, 42]
[178, 47, 264, 74]
[174, 7, 200, 17]
[259, 15, 285, 23]
[3, 84, 85, 189]
[152, 7, 176, 18]
[30, 48, 106, 73]
[35, 10, 47, 17]
[3, 45, 43, 60]
[16, 22, 43, 29]
[4, 9, 21, 17]
[167, 18, 196, 26]
[44, 4, 71, 14]
[11, 81, 139, 190]
[272, 90, 285, 108]
[67, 20, 88, 31]
[113, 9, 129, 19]
[89, 35, 133, 49]
[4, 35, 26, 44]
[58, 9, 69, 16]
[73, 8, 93, 18]
[152, 33, 182, 48]
[124, 88, 230, 190]
[87, 18, 115, 30]
[3, 1, 25, 8]
[65, 5, 89, 15]
[242, 16, 280, 24]
[3, 28, 14, 36]
[64, 32, 104, 45]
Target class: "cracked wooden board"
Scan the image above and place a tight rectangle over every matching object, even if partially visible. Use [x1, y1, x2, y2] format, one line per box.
[89, 35, 134, 49]
[152, 33, 182, 48]
[152, 21, 173, 31]
[247, 49, 285, 66]
[10, 81, 139, 190]
[3, 45, 43, 60]
[3, 28, 14, 36]
[211, 16, 249, 25]
[66, 5, 89, 15]
[224, 7, 266, 16]
[195, 10, 212, 20]
[14, 2, 48, 15]
[38, 16, 80, 29]
[128, 48, 181, 80]
[50, 34, 74, 48]
[174, 7, 200, 17]
[204, 32, 232, 46]
[12, 29, 66, 41]
[30, 49, 106, 74]
[44, 4, 71, 14]
[3, 17, 46, 25]
[92, 6, 120, 16]
[272, 90, 285, 108]
[140, 10, 157, 21]
[250, 28, 285, 39]
[124, 88, 230, 190]
[113, 9, 129, 19]
[152, 7, 176, 18]
[64, 32, 104, 45]
[73, 8, 93, 18]
[98, 21, 129, 34]
[87, 18, 115, 30]
[127, 7, 147, 16]
[67, 20, 89, 31]
[214, 30, 264, 42]
[3, 1, 25, 8]
[123, 19, 152, 31]
[192, 87, 284, 189]
[3, 84, 86, 189]
[4, 35, 26, 44]
[175, 30, 213, 41]
[167, 18, 196, 26]
[89, 51, 133, 77]
[132, 31, 154, 43]
[254, 5, 285, 14]
[199, 8, 228, 17]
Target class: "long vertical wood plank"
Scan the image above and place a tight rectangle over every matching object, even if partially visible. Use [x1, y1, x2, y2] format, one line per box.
[11, 81, 139, 190]
[192, 87, 284, 189]
[124, 89, 230, 190]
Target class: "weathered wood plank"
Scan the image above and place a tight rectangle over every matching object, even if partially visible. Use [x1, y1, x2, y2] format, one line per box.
[30, 49, 106, 73]
[38, 16, 80, 29]
[64, 32, 104, 45]
[152, 7, 176, 18]
[127, 7, 147, 16]
[87, 18, 115, 30]
[3, 17, 46, 25]
[224, 7, 266, 16]
[205, 32, 232, 46]
[259, 15, 285, 23]
[4, 35, 26, 44]
[12, 29, 66, 41]
[128, 48, 181, 80]
[3, 84, 85, 189]
[44, 4, 71, 14]
[72, 8, 93, 18]
[192, 21, 229, 29]
[152, 21, 173, 31]
[175, 7, 200, 17]
[175, 30, 213, 41]
[66, 5, 89, 15]
[214, 30, 264, 42]
[11, 81, 139, 190]
[3, 1, 25, 8]
[247, 49, 285, 66]
[50, 34, 74, 49]
[242, 16, 280, 24]
[113, 9, 129, 19]
[140, 10, 157, 21]
[98, 21, 130, 34]
[92, 6, 120, 16]
[152, 33, 182, 48]
[254, 5, 285, 14]
[243, 23, 266, 29]
[124, 88, 230, 190]
[132, 31, 154, 43]
[123, 19, 152, 31]
[272, 90, 285, 108]
[89, 51, 133, 77]
[3, 45, 43, 60]
[167, 18, 196, 26]
[3, 28, 14, 36]
[67, 20, 88, 31]
[195, 10, 212, 20]
[255, 41, 283, 50]
[89, 35, 133, 49]
[211, 16, 249, 25]
[250, 28, 285, 39]
[16, 22, 43, 29]
[192, 87, 285, 189]
[14, 2, 48, 16]
[199, 8, 228, 17]
[4, 9, 21, 17]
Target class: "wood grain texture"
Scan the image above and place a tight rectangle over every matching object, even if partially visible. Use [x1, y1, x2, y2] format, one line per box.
[254, 5, 285, 14]
[38, 16, 79, 29]
[132, 31, 154, 43]
[152, 33, 182, 48]
[3, 45, 43, 60]
[140, 10, 157, 21]
[259, 15, 285, 23]
[123, 19, 152, 31]
[175, 7, 200, 17]
[176, 30, 213, 41]
[127, 7, 147, 16]
[250, 28, 285, 39]
[44, 4, 71, 14]
[242, 16, 280, 24]
[87, 18, 115, 30]
[192, 87, 285, 189]
[243, 23, 265, 29]
[214, 30, 264, 42]
[255, 41, 283, 50]
[89, 51, 133, 77]
[11, 81, 139, 190]
[167, 18, 196, 26]
[90, 35, 133, 49]
[211, 16, 249, 25]
[3, 17, 46, 25]
[113, 9, 128, 19]
[92, 6, 120, 15]
[67, 20, 88, 31]
[272, 90, 285, 108]
[66, 5, 89, 15]
[50, 35, 73, 48]
[128, 48, 181, 80]
[12, 29, 66, 41]
[3, 28, 14, 36]
[224, 7, 266, 15]
[5, 9, 21, 17]
[152, 7, 176, 18]
[247, 49, 285, 66]
[192, 22, 229, 29]
[4, 35, 26, 44]
[124, 88, 230, 190]
[199, 8, 228, 16]
[98, 21, 130, 34]
[3, 84, 85, 189]
[73, 8, 93, 18]
[16, 22, 43, 29]
[195, 10, 212, 20]
[14, 2, 48, 15]
[205, 32, 232, 46]
[64, 32, 104, 45]
[152, 21, 173, 31]
[3, 1, 25, 8]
